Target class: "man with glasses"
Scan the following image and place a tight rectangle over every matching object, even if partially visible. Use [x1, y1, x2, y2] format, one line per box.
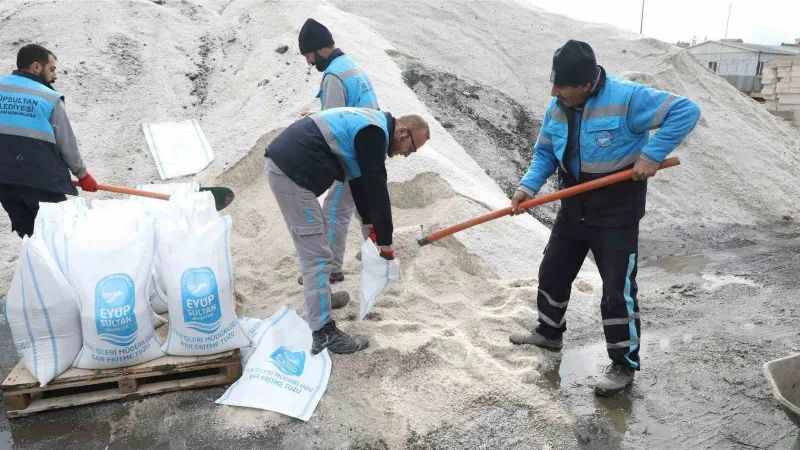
[265, 107, 430, 355]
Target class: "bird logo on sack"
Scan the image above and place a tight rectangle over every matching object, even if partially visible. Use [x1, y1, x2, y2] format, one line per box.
[270, 346, 306, 377]
[595, 130, 614, 147]
[95, 273, 138, 347]
[181, 267, 222, 334]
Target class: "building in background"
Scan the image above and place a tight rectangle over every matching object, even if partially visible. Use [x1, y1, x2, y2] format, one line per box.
[755, 56, 800, 126]
[686, 40, 800, 94]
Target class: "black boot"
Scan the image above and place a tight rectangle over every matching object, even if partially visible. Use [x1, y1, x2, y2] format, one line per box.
[594, 362, 635, 396]
[311, 321, 369, 355]
[331, 291, 350, 309]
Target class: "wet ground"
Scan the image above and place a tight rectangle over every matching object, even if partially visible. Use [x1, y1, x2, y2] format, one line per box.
[0, 221, 797, 449]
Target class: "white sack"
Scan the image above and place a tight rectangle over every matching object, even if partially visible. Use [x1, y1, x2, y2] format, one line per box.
[3, 237, 82, 386]
[158, 215, 251, 355]
[215, 306, 331, 422]
[128, 182, 198, 223]
[32, 198, 87, 275]
[142, 119, 215, 180]
[134, 188, 218, 297]
[181, 191, 220, 224]
[150, 308, 167, 329]
[69, 220, 166, 369]
[147, 268, 170, 314]
[238, 316, 267, 365]
[360, 240, 401, 320]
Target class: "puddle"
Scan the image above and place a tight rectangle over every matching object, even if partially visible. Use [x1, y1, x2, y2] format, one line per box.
[642, 254, 709, 275]
[0, 430, 14, 449]
[537, 337, 665, 443]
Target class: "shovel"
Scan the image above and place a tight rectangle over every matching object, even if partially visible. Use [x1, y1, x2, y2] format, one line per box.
[418, 157, 680, 246]
[71, 180, 235, 211]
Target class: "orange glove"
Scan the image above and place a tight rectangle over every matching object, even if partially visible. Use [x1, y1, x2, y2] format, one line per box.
[78, 173, 98, 192]
[379, 248, 395, 260]
[363, 225, 376, 243]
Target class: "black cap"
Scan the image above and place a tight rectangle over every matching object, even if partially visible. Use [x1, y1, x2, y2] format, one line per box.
[298, 19, 334, 54]
[550, 40, 598, 86]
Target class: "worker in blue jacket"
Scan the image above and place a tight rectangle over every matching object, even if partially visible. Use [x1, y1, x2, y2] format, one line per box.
[296, 18, 380, 288]
[509, 40, 701, 396]
[0, 44, 98, 238]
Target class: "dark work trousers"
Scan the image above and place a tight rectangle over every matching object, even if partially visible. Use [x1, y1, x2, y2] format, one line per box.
[0, 184, 67, 238]
[535, 212, 642, 370]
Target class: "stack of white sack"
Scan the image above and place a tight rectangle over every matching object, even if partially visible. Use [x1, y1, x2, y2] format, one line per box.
[3, 184, 250, 382]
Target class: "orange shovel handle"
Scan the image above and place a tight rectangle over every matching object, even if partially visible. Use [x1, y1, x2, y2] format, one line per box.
[72, 180, 171, 201]
[418, 157, 680, 246]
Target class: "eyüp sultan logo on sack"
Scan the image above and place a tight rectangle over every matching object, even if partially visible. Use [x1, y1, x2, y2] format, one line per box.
[181, 267, 221, 334]
[270, 346, 306, 377]
[95, 273, 138, 347]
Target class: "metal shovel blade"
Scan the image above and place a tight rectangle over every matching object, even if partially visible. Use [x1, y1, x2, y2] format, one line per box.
[200, 187, 235, 211]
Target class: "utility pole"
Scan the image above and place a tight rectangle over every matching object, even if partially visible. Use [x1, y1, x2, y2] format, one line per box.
[640, 0, 645, 34]
[723, 2, 732, 41]
[717, 2, 732, 75]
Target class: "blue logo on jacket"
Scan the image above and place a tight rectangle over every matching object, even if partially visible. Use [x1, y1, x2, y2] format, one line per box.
[95, 273, 138, 347]
[270, 346, 306, 377]
[595, 130, 614, 147]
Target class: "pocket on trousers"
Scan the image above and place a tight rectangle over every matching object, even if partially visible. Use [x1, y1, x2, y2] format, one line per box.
[292, 223, 325, 237]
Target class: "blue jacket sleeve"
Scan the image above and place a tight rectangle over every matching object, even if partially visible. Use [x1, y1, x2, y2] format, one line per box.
[518, 106, 557, 196]
[627, 84, 701, 164]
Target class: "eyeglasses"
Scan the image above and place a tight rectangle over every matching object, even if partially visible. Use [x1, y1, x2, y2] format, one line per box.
[408, 130, 418, 153]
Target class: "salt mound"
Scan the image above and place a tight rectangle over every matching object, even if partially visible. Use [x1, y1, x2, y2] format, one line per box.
[336, 0, 800, 229]
[0, 0, 557, 291]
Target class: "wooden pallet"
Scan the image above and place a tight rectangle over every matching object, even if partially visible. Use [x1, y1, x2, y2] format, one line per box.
[1, 348, 241, 418]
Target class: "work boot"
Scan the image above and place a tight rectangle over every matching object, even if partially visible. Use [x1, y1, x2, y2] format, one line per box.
[297, 271, 344, 286]
[331, 291, 350, 309]
[509, 329, 563, 351]
[594, 362, 636, 396]
[311, 321, 369, 355]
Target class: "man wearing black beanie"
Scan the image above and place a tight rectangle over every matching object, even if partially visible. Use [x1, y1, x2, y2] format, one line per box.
[509, 39, 701, 396]
[294, 19, 381, 295]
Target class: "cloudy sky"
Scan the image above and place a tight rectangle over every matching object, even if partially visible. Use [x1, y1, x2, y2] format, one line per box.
[523, 0, 800, 46]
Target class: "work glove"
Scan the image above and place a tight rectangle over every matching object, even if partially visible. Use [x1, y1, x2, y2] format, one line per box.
[379, 247, 395, 261]
[78, 173, 98, 192]
[363, 224, 377, 243]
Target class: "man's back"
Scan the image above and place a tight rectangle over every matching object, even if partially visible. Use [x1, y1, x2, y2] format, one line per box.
[319, 53, 379, 110]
